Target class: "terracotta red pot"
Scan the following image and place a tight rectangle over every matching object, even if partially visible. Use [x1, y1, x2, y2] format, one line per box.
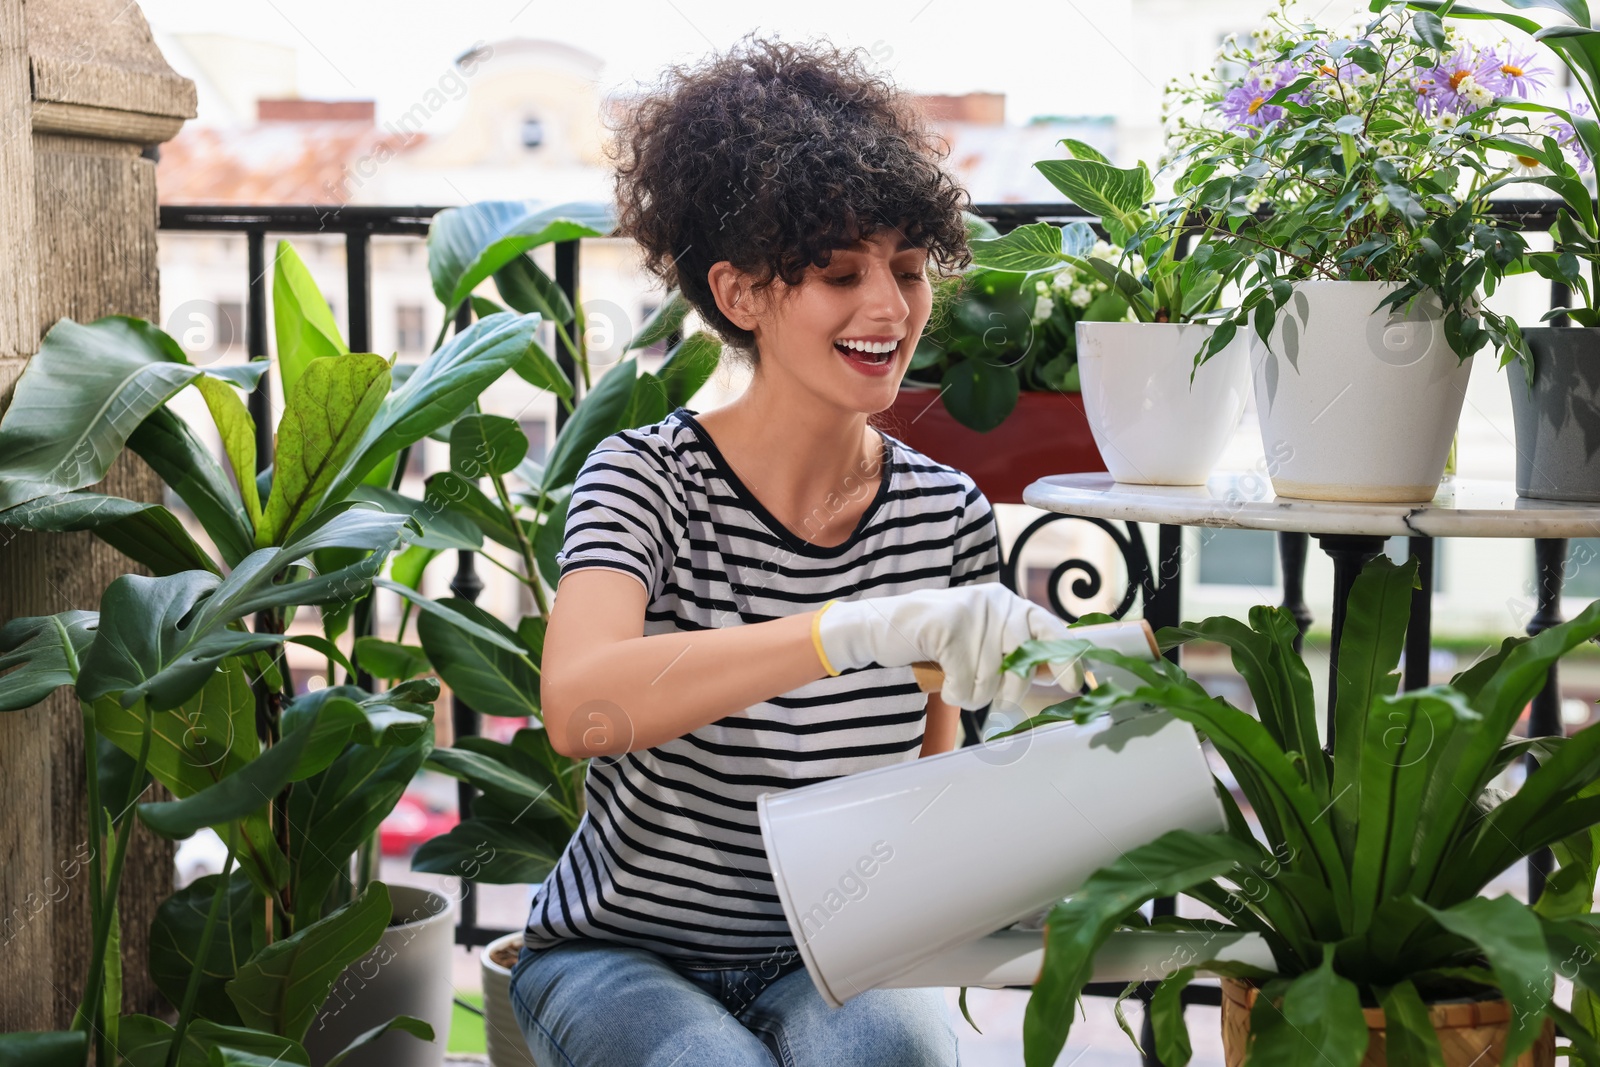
[874, 387, 1105, 506]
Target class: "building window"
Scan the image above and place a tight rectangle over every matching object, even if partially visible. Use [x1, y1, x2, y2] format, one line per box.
[396, 304, 427, 353]
[518, 418, 549, 465]
[1196, 529, 1277, 587]
[521, 117, 544, 149]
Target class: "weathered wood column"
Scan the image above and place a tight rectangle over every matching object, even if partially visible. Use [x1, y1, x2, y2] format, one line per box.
[0, 0, 195, 1029]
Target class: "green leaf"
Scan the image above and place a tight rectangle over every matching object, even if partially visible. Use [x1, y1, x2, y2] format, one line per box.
[0, 316, 197, 510]
[0, 610, 97, 711]
[1149, 965, 1196, 1066]
[0, 1032, 88, 1067]
[493, 250, 572, 324]
[1247, 951, 1368, 1067]
[1330, 556, 1418, 856]
[127, 406, 256, 568]
[968, 222, 1083, 274]
[941, 356, 1019, 433]
[0, 492, 220, 576]
[1034, 158, 1153, 244]
[195, 375, 263, 531]
[286, 736, 431, 929]
[115, 1016, 308, 1067]
[1020, 829, 1260, 1067]
[136, 705, 322, 838]
[629, 290, 689, 351]
[413, 596, 541, 717]
[226, 882, 391, 1042]
[450, 413, 528, 478]
[371, 578, 524, 653]
[540, 357, 639, 492]
[1060, 137, 1112, 164]
[656, 331, 720, 409]
[412, 815, 570, 884]
[352, 636, 430, 682]
[428, 200, 613, 312]
[322, 1016, 435, 1067]
[426, 746, 568, 819]
[258, 353, 392, 547]
[272, 240, 349, 407]
[1375, 980, 1446, 1067]
[327, 313, 540, 503]
[1420, 896, 1551, 1064]
[149, 869, 261, 1026]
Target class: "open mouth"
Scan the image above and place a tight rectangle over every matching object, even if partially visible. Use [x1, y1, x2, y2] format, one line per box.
[833, 340, 900, 365]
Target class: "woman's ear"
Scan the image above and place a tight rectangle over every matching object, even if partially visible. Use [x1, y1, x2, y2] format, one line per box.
[707, 261, 754, 330]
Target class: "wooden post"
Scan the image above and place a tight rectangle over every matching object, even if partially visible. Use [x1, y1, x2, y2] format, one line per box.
[0, 0, 195, 1029]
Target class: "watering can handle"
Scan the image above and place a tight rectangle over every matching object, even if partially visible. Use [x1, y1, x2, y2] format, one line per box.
[909, 618, 1158, 694]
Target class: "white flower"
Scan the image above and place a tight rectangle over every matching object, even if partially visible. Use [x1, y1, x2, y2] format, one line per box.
[1090, 239, 1116, 261]
[1258, 71, 1280, 93]
[1375, 139, 1398, 156]
[1070, 286, 1093, 308]
[1035, 278, 1050, 294]
[1432, 111, 1461, 130]
[1031, 294, 1056, 324]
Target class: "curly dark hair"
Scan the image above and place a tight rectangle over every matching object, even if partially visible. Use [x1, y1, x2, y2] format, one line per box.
[606, 32, 974, 363]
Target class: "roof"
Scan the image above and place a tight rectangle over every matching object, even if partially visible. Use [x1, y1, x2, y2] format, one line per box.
[156, 119, 427, 205]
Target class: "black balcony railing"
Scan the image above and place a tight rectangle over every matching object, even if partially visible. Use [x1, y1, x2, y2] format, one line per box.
[158, 199, 1578, 1066]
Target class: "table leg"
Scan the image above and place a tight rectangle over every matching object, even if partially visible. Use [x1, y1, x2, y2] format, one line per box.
[1527, 538, 1569, 902]
[1314, 534, 1389, 754]
[1278, 532, 1312, 655]
[1404, 537, 1434, 692]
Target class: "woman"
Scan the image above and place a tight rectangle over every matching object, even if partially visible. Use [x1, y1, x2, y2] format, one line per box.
[510, 31, 1072, 1066]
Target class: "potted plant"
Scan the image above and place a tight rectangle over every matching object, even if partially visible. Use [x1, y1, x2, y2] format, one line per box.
[876, 212, 1109, 505]
[968, 141, 1249, 486]
[993, 555, 1600, 1067]
[1395, 0, 1600, 502]
[1168, 2, 1534, 503]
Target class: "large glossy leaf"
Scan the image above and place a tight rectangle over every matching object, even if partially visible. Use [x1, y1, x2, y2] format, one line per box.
[1419, 896, 1551, 1064]
[148, 869, 262, 1025]
[540, 356, 639, 492]
[351, 637, 430, 682]
[0, 610, 96, 712]
[127, 406, 255, 567]
[326, 313, 540, 504]
[940, 356, 1019, 433]
[656, 331, 721, 408]
[1246, 952, 1368, 1067]
[413, 596, 540, 717]
[0, 316, 197, 510]
[1034, 158, 1153, 244]
[421, 470, 525, 550]
[0, 1031, 87, 1067]
[286, 737, 431, 929]
[1021, 829, 1260, 1067]
[533, 489, 571, 590]
[0, 491, 219, 576]
[137, 705, 323, 838]
[1329, 556, 1418, 856]
[116, 1015, 308, 1067]
[195, 375, 262, 532]
[228, 881, 391, 1042]
[1374, 980, 1446, 1067]
[411, 814, 569, 884]
[968, 221, 1087, 275]
[628, 289, 689, 351]
[493, 250, 573, 325]
[426, 746, 568, 819]
[322, 1016, 435, 1067]
[371, 579, 523, 653]
[450, 413, 528, 478]
[427, 200, 613, 312]
[257, 353, 392, 547]
[272, 240, 349, 407]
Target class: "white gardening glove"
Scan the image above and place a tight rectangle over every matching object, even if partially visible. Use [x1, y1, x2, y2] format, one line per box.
[810, 585, 1075, 711]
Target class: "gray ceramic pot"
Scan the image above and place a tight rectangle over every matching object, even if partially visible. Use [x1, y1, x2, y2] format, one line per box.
[1510, 328, 1600, 502]
[301, 884, 457, 1067]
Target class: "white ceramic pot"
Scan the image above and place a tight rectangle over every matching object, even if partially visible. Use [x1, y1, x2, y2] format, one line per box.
[1075, 321, 1251, 486]
[1251, 280, 1472, 503]
[483, 931, 540, 1067]
[302, 884, 456, 1067]
[757, 707, 1223, 1007]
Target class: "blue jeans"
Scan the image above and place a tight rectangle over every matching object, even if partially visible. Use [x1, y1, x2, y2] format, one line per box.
[508, 938, 959, 1066]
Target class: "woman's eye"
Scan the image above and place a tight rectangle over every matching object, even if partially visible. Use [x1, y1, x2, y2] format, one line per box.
[901, 272, 926, 282]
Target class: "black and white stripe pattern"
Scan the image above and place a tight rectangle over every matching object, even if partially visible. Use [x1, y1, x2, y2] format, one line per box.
[525, 405, 1002, 966]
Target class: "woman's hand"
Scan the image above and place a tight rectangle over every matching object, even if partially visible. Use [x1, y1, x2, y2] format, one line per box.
[813, 584, 1072, 712]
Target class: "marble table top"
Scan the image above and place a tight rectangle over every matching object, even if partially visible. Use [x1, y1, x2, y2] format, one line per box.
[1022, 472, 1600, 539]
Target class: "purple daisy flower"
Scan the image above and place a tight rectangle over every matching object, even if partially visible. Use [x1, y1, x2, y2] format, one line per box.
[1550, 97, 1594, 172]
[1219, 70, 1285, 130]
[1415, 49, 1477, 116]
[1474, 45, 1551, 99]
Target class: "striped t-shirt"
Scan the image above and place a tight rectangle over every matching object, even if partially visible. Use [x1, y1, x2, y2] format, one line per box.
[524, 404, 1002, 967]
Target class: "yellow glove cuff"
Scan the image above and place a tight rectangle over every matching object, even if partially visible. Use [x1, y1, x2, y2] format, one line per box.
[812, 600, 841, 676]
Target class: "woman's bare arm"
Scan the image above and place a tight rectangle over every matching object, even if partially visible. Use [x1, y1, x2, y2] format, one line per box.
[918, 693, 961, 757]
[540, 568, 831, 758]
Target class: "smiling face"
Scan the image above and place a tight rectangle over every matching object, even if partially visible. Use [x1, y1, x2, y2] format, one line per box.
[709, 227, 934, 415]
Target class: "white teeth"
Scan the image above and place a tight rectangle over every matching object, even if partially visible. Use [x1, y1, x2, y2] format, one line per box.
[837, 339, 898, 354]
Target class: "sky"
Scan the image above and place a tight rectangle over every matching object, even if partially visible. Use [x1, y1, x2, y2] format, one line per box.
[135, 0, 1142, 132]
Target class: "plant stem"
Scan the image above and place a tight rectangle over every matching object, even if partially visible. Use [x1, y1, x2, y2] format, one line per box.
[489, 472, 549, 616]
[163, 828, 236, 1067]
[79, 701, 106, 1067]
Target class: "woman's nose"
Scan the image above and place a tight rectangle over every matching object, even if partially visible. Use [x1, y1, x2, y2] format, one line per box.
[860, 263, 908, 322]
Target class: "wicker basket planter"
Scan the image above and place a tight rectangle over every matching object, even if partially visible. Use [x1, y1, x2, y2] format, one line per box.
[1221, 978, 1556, 1067]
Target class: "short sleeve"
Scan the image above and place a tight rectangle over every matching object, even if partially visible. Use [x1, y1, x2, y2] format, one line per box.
[950, 479, 1002, 587]
[554, 434, 679, 601]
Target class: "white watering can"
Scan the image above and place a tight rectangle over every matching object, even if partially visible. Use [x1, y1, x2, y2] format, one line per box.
[757, 620, 1235, 1007]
